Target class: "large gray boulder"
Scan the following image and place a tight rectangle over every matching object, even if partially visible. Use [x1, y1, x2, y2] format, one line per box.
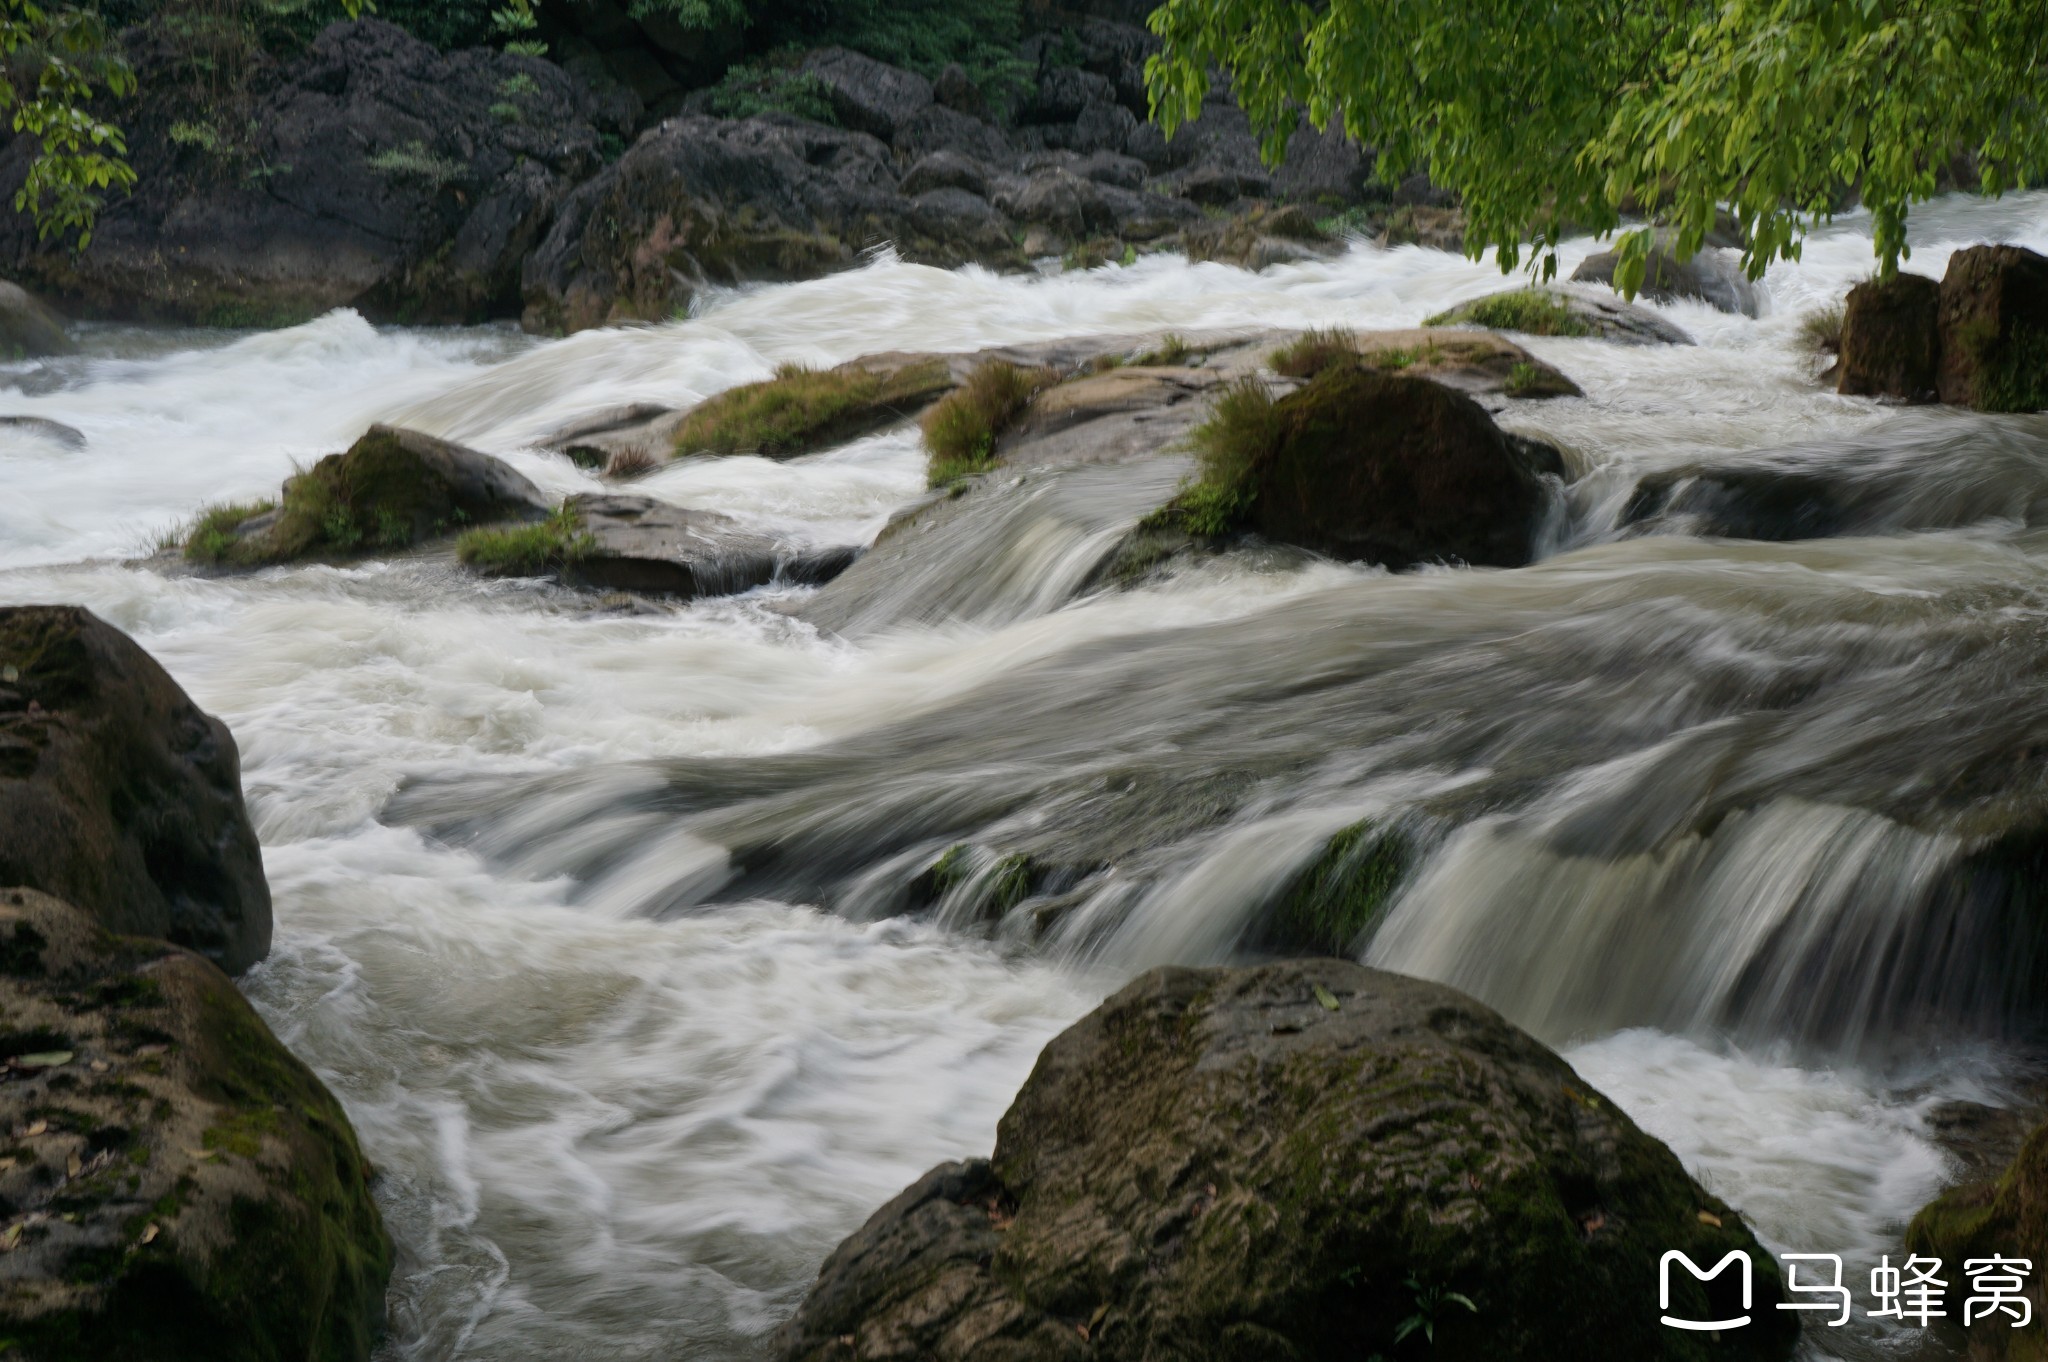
[0, 20, 604, 325]
[1570, 231, 1761, 317]
[0, 280, 73, 356]
[0, 605, 271, 974]
[774, 960, 1798, 1362]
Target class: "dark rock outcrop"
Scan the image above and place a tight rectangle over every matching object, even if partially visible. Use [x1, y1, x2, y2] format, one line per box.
[0, 281, 73, 357]
[1938, 244, 2048, 412]
[1836, 272, 1941, 402]
[774, 960, 1797, 1362]
[0, 606, 270, 974]
[801, 47, 934, 139]
[1907, 1117, 2048, 1356]
[0, 20, 605, 325]
[1243, 368, 1559, 570]
[0, 887, 392, 1361]
[558, 493, 860, 596]
[1570, 232, 1760, 317]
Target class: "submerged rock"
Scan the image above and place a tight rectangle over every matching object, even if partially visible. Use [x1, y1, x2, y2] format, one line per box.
[1938, 244, 2048, 412]
[1570, 232, 1760, 317]
[0, 605, 270, 974]
[0, 888, 392, 1360]
[1908, 1117, 2048, 1353]
[1427, 286, 1694, 346]
[774, 960, 1796, 1362]
[188, 424, 547, 568]
[1836, 272, 1941, 403]
[0, 281, 73, 358]
[0, 416, 86, 449]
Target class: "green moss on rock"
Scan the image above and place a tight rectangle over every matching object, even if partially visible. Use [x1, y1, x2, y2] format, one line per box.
[456, 506, 596, 576]
[1426, 288, 1594, 337]
[922, 360, 1059, 487]
[1253, 822, 1410, 956]
[673, 359, 954, 459]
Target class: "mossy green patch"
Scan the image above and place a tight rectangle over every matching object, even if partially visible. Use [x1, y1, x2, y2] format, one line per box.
[1968, 320, 2048, 412]
[1255, 822, 1411, 956]
[179, 500, 277, 565]
[674, 360, 953, 459]
[456, 506, 595, 577]
[1143, 376, 1282, 536]
[922, 360, 1059, 487]
[1426, 288, 1593, 337]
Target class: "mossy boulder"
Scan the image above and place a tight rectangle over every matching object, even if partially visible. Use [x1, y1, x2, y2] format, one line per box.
[1836, 272, 1941, 402]
[773, 960, 1797, 1362]
[1938, 245, 2048, 412]
[1907, 1119, 2048, 1357]
[1426, 286, 1693, 346]
[0, 606, 269, 975]
[1206, 367, 1559, 570]
[187, 425, 547, 568]
[0, 888, 391, 1362]
[673, 360, 954, 460]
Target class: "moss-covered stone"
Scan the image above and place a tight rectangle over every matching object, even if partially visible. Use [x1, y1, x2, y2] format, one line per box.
[672, 359, 954, 459]
[1426, 288, 1594, 337]
[182, 424, 547, 568]
[1938, 244, 2048, 412]
[774, 961, 1798, 1362]
[1250, 822, 1410, 956]
[1836, 272, 1940, 402]
[1907, 1119, 2048, 1354]
[0, 889, 392, 1362]
[455, 506, 596, 576]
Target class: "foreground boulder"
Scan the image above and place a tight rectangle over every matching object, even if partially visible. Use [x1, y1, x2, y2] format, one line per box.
[183, 425, 547, 569]
[0, 606, 269, 974]
[0, 20, 604, 325]
[774, 960, 1795, 1362]
[1907, 1118, 2047, 1356]
[1835, 273, 1941, 402]
[1938, 245, 2048, 412]
[1570, 231, 1760, 317]
[0, 888, 392, 1360]
[0, 281, 73, 357]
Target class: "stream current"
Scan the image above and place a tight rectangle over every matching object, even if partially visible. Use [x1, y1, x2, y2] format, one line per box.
[5, 193, 2048, 1360]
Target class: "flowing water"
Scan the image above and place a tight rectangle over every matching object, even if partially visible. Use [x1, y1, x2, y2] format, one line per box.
[6, 192, 2048, 1359]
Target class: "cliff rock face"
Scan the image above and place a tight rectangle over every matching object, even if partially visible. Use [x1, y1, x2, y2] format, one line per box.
[0, 606, 270, 975]
[774, 960, 1798, 1362]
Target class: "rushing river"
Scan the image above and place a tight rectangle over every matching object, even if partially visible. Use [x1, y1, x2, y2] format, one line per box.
[5, 193, 2048, 1360]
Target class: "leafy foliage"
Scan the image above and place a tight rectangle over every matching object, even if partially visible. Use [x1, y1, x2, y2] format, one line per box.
[1146, 0, 2048, 286]
[2, 0, 139, 246]
[702, 61, 838, 123]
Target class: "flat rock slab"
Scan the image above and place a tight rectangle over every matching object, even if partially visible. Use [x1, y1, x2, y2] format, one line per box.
[562, 493, 858, 597]
[1433, 286, 1695, 346]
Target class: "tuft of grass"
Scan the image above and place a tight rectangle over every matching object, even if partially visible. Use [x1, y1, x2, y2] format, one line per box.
[365, 140, 466, 186]
[603, 447, 659, 479]
[1146, 376, 1284, 536]
[456, 507, 595, 576]
[1130, 333, 1193, 367]
[179, 499, 275, 565]
[1271, 327, 1358, 379]
[675, 360, 952, 460]
[1799, 302, 1845, 357]
[922, 360, 1059, 486]
[1426, 288, 1593, 337]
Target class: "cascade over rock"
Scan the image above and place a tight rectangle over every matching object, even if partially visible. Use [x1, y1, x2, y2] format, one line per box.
[0, 605, 270, 974]
[774, 960, 1797, 1362]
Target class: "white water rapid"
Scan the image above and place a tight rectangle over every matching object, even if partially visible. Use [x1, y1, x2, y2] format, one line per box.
[6, 192, 2048, 1360]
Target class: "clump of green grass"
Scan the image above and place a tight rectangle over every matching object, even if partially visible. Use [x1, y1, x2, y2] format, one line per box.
[179, 500, 275, 565]
[1145, 376, 1285, 536]
[1271, 327, 1358, 379]
[365, 140, 465, 186]
[922, 360, 1059, 486]
[456, 507, 595, 577]
[1799, 302, 1846, 357]
[675, 360, 953, 459]
[1425, 288, 1593, 337]
[1503, 360, 1575, 398]
[1130, 333, 1193, 367]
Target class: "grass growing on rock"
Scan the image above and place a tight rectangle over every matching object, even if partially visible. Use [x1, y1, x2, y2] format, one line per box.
[1271, 328, 1357, 379]
[1800, 302, 1846, 357]
[179, 500, 276, 565]
[674, 360, 953, 459]
[1426, 289, 1593, 337]
[1146, 376, 1284, 536]
[922, 360, 1059, 486]
[1254, 822, 1411, 955]
[456, 507, 596, 576]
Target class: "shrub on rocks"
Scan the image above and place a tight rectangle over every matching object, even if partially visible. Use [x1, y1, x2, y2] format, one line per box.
[773, 960, 1798, 1362]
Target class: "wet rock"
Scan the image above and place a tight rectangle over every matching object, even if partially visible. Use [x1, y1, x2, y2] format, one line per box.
[1938, 244, 2048, 412]
[0, 415, 85, 448]
[1570, 232, 1760, 317]
[0, 606, 270, 974]
[800, 47, 934, 139]
[0, 280, 73, 357]
[1836, 272, 1941, 402]
[0, 20, 604, 326]
[899, 150, 993, 199]
[1428, 285, 1694, 346]
[0, 887, 392, 1361]
[197, 425, 548, 568]
[774, 959, 1796, 1362]
[1908, 1117, 2048, 1352]
[1268, 327, 1582, 401]
[1241, 367, 1561, 569]
[1180, 202, 1338, 270]
[892, 104, 1018, 164]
